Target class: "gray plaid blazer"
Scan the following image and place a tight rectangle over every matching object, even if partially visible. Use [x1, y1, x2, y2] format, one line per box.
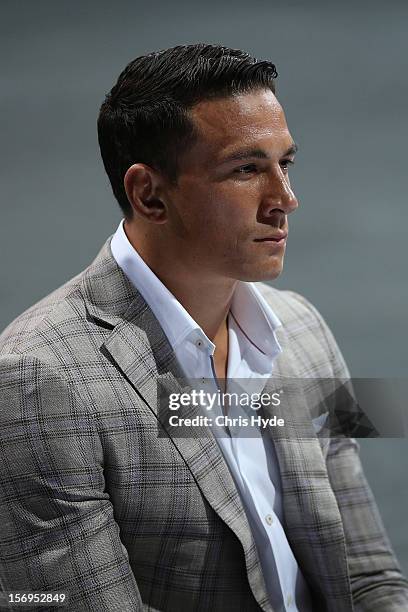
[1, 236, 407, 612]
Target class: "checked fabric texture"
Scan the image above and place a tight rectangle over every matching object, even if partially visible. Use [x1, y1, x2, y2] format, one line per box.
[1, 236, 408, 611]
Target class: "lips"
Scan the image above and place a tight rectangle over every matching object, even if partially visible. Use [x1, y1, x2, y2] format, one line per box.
[254, 232, 288, 242]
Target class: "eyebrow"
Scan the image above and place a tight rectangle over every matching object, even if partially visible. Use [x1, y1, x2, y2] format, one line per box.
[218, 142, 299, 164]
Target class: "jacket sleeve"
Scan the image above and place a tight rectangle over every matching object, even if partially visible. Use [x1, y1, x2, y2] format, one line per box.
[288, 291, 408, 611]
[0, 354, 144, 612]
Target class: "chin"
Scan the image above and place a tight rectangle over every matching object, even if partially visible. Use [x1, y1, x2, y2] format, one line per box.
[234, 262, 284, 283]
[255, 268, 283, 283]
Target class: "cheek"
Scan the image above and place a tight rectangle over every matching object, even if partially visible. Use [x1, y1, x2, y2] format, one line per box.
[177, 181, 257, 246]
[200, 211, 248, 252]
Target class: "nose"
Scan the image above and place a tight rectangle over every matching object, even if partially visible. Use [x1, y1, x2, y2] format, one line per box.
[259, 170, 299, 218]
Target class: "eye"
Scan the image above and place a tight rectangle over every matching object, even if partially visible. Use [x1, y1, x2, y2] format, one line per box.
[280, 159, 295, 173]
[234, 164, 258, 175]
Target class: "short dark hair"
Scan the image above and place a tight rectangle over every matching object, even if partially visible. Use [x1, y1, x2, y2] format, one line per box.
[97, 43, 278, 219]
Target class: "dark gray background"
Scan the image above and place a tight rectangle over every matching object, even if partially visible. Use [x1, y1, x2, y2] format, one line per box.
[1, 0, 407, 574]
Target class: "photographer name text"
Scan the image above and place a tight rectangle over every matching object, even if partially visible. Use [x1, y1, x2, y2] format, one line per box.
[168, 414, 285, 428]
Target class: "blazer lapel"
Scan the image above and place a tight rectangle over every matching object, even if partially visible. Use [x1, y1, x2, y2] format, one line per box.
[81, 238, 274, 612]
[261, 340, 353, 611]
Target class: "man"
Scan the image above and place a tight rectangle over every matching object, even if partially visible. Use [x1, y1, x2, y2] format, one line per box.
[0, 43, 407, 612]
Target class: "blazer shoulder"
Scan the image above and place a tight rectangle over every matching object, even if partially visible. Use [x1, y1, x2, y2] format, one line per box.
[254, 282, 324, 329]
[255, 282, 351, 379]
[0, 267, 88, 357]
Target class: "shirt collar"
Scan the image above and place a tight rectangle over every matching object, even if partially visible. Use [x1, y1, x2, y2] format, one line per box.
[110, 218, 282, 358]
[230, 281, 282, 359]
[111, 219, 201, 350]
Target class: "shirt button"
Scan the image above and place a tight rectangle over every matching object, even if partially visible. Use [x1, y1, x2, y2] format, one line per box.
[195, 339, 203, 348]
[265, 514, 273, 525]
[286, 594, 293, 607]
[201, 378, 207, 384]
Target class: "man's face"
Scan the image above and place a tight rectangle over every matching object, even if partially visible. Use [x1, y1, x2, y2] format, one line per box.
[162, 87, 298, 282]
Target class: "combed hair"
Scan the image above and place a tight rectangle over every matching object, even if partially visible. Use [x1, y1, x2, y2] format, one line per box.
[97, 43, 278, 218]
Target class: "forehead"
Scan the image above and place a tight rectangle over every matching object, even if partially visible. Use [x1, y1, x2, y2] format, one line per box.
[185, 89, 292, 166]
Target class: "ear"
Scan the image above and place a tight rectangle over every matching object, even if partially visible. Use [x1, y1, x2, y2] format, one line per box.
[124, 163, 167, 223]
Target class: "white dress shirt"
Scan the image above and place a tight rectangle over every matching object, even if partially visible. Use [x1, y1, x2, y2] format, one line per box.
[111, 219, 313, 611]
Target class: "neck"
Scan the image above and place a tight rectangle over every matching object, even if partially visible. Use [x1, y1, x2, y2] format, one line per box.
[123, 220, 237, 345]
